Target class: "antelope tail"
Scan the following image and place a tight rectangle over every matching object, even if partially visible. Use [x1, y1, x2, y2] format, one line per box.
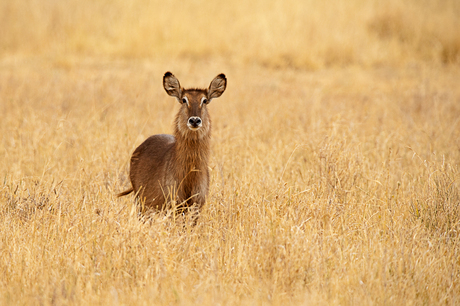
[117, 188, 134, 197]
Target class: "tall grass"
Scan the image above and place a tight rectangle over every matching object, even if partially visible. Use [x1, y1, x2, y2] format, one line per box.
[1, 0, 459, 305]
[1, 0, 459, 68]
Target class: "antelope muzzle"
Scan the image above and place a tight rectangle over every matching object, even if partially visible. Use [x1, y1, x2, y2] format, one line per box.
[187, 116, 202, 130]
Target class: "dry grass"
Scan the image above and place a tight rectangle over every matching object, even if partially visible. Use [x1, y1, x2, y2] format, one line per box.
[1, 0, 460, 305]
[2, 0, 460, 67]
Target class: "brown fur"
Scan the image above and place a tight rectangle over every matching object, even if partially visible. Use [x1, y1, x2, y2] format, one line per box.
[118, 72, 227, 216]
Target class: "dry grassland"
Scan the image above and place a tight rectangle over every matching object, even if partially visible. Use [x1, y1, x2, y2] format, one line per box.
[1, 0, 460, 305]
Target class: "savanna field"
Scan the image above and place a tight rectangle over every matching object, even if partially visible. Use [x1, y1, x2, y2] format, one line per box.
[1, 0, 460, 305]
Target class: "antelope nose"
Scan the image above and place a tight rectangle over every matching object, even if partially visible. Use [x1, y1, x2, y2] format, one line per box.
[188, 117, 202, 127]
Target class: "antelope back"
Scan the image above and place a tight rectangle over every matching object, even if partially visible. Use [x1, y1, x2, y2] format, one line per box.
[129, 134, 175, 209]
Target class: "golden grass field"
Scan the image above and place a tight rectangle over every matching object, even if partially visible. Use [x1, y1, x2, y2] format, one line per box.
[1, 0, 459, 305]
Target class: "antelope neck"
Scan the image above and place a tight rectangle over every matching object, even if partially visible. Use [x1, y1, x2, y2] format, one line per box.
[174, 131, 210, 171]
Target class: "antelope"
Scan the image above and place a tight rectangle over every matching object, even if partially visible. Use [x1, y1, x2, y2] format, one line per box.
[118, 72, 227, 217]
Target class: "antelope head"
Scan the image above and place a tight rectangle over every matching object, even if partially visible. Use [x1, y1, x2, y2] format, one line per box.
[163, 72, 227, 138]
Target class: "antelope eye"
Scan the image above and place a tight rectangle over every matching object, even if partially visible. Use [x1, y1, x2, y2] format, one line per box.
[202, 98, 208, 104]
[182, 98, 187, 104]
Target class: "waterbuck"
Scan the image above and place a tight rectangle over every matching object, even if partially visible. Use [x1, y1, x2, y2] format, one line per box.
[118, 72, 227, 217]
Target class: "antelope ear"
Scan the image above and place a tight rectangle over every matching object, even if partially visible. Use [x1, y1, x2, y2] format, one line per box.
[207, 73, 226, 101]
[163, 72, 181, 99]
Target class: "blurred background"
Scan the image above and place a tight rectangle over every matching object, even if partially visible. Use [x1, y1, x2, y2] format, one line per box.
[1, 0, 459, 69]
